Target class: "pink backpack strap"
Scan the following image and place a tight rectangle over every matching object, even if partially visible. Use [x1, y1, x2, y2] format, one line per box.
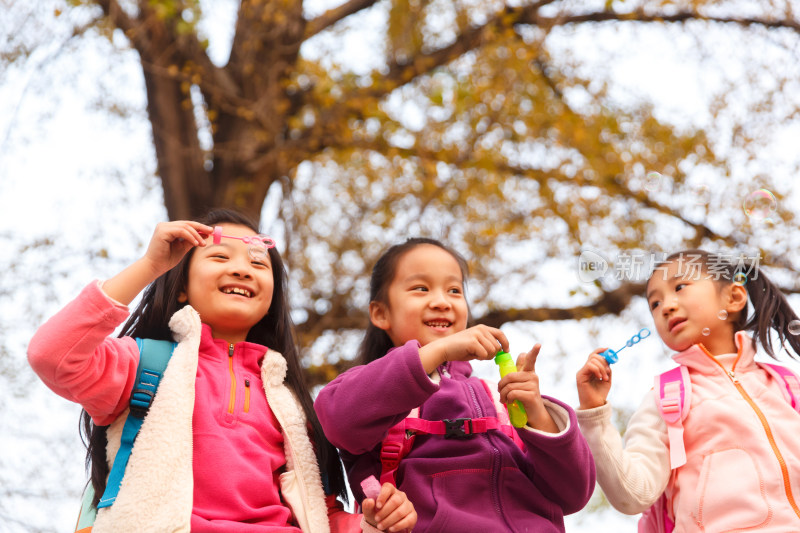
[655, 366, 691, 469]
[379, 408, 419, 486]
[480, 379, 525, 450]
[759, 362, 800, 414]
[379, 379, 526, 486]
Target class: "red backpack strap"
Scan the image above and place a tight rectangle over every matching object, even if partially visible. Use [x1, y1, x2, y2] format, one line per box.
[479, 379, 524, 450]
[759, 362, 800, 414]
[379, 407, 419, 486]
[655, 366, 691, 470]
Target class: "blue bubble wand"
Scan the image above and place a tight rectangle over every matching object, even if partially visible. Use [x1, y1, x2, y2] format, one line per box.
[601, 328, 651, 364]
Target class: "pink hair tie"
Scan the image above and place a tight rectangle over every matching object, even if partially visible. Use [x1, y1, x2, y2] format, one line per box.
[213, 226, 223, 245]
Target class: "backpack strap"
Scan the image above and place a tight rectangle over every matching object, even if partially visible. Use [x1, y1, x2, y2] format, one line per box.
[74, 483, 97, 533]
[759, 362, 800, 414]
[378, 378, 523, 486]
[97, 338, 176, 509]
[379, 408, 419, 486]
[655, 366, 691, 470]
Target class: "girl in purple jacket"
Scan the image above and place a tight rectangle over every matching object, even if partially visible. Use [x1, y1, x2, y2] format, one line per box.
[315, 238, 595, 533]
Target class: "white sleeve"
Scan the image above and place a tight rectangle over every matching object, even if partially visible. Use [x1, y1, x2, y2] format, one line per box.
[576, 391, 671, 514]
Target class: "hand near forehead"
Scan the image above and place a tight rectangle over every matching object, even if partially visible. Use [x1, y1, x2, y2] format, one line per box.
[101, 221, 213, 306]
[142, 221, 214, 274]
[497, 345, 559, 433]
[418, 325, 508, 373]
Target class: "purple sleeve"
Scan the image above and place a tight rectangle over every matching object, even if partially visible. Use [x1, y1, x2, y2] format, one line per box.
[314, 341, 439, 454]
[27, 281, 140, 425]
[516, 396, 597, 513]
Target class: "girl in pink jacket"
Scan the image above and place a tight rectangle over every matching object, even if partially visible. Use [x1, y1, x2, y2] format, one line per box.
[576, 249, 800, 532]
[28, 209, 416, 533]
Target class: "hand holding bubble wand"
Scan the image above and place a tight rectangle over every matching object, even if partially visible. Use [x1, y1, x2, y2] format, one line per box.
[601, 328, 651, 364]
[494, 351, 528, 428]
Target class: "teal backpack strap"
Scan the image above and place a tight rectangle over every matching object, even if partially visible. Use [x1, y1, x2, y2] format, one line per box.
[97, 338, 176, 509]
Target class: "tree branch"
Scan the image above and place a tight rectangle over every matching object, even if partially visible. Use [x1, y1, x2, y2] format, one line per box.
[528, 11, 800, 34]
[304, 0, 379, 39]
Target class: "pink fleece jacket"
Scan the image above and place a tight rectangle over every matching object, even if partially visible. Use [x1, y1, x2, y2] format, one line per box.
[28, 281, 367, 532]
[577, 332, 800, 532]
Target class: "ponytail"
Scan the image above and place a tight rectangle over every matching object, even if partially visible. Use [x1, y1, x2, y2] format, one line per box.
[739, 261, 800, 360]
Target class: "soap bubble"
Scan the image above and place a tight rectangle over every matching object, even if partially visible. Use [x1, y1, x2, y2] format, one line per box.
[789, 320, 800, 336]
[718, 310, 728, 320]
[743, 189, 777, 222]
[733, 272, 747, 286]
[702, 328, 711, 336]
[644, 172, 664, 191]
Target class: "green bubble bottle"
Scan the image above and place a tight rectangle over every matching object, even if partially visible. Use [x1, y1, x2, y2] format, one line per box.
[494, 350, 528, 428]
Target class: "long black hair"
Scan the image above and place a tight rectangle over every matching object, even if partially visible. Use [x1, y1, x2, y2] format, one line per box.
[357, 237, 470, 365]
[81, 208, 347, 504]
[650, 249, 800, 360]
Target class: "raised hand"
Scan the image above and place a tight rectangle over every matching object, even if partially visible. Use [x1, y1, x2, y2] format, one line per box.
[498, 344, 558, 433]
[418, 324, 508, 373]
[142, 221, 213, 275]
[575, 348, 613, 410]
[101, 220, 212, 306]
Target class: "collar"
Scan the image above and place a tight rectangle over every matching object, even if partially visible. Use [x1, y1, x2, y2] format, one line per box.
[672, 330, 757, 374]
[198, 323, 269, 373]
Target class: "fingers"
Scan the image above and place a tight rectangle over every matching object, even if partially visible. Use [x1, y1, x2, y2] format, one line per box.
[373, 485, 417, 532]
[581, 348, 611, 382]
[471, 325, 508, 359]
[161, 221, 214, 247]
[517, 343, 541, 373]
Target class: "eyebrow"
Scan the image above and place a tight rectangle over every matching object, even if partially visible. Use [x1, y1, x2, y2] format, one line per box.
[401, 273, 463, 285]
[646, 273, 690, 300]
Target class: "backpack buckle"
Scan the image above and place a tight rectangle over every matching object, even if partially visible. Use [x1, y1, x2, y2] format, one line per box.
[129, 387, 155, 418]
[443, 418, 473, 439]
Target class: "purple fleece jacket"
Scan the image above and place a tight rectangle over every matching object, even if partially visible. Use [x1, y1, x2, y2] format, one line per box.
[315, 341, 596, 533]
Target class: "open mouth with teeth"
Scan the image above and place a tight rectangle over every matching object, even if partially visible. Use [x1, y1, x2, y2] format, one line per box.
[425, 320, 453, 329]
[221, 287, 253, 298]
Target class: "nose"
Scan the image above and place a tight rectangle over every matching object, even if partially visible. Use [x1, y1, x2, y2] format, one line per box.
[662, 297, 677, 317]
[428, 289, 451, 310]
[229, 257, 254, 279]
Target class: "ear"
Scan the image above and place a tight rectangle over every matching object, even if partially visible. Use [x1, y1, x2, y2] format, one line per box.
[727, 283, 748, 313]
[369, 301, 391, 331]
[177, 290, 188, 304]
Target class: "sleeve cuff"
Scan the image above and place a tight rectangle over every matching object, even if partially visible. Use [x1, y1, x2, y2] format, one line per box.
[518, 398, 571, 437]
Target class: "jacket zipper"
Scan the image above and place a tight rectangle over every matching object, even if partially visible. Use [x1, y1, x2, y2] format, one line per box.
[699, 344, 800, 519]
[466, 381, 515, 533]
[227, 343, 237, 414]
[244, 378, 251, 413]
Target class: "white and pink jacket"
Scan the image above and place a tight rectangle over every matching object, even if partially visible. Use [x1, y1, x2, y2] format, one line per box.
[577, 331, 800, 532]
[28, 281, 376, 533]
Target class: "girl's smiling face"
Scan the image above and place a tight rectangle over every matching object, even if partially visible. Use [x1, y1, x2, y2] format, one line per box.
[371, 244, 469, 348]
[646, 260, 745, 355]
[179, 223, 275, 343]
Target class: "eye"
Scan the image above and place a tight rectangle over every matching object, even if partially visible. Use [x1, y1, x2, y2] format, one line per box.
[650, 300, 660, 311]
[448, 287, 462, 295]
[675, 283, 687, 291]
[251, 260, 269, 268]
[211, 254, 229, 260]
[411, 286, 428, 292]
